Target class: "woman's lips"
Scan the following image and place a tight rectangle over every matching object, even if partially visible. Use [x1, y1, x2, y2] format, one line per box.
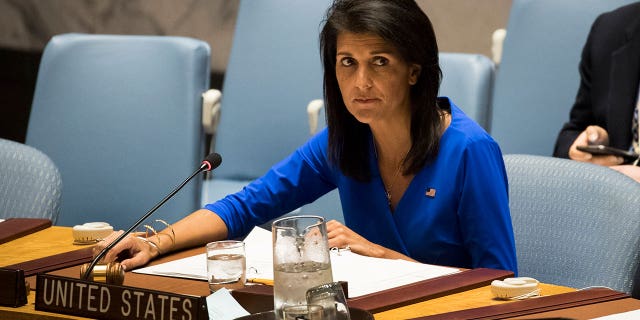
[354, 97, 377, 103]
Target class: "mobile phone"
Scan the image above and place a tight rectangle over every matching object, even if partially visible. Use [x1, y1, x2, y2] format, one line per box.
[576, 144, 639, 162]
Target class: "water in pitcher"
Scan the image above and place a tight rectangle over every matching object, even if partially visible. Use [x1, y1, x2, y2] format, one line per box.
[273, 261, 332, 317]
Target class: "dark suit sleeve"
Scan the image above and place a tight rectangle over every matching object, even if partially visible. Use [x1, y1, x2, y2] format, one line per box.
[553, 19, 600, 158]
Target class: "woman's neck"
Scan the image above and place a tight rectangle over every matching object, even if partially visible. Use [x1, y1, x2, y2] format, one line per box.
[371, 120, 412, 168]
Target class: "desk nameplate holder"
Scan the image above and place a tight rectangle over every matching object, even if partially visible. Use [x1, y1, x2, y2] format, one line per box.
[415, 287, 629, 319]
[232, 268, 514, 314]
[6, 247, 95, 277]
[0, 218, 52, 245]
[36, 273, 208, 320]
[0, 268, 28, 307]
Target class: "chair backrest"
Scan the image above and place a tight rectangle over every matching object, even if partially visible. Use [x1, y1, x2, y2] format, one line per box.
[490, 0, 637, 155]
[0, 138, 62, 223]
[202, 0, 347, 223]
[504, 154, 640, 295]
[212, 0, 330, 182]
[26, 33, 210, 230]
[439, 52, 494, 130]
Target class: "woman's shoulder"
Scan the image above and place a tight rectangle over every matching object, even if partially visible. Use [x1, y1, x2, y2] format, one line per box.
[295, 127, 334, 170]
[443, 98, 496, 146]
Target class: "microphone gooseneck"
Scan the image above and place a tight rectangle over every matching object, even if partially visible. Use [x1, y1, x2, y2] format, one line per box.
[82, 153, 222, 281]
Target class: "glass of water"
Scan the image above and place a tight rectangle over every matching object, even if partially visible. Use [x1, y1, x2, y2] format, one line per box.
[306, 282, 351, 320]
[206, 240, 246, 292]
[282, 304, 324, 320]
[272, 215, 333, 320]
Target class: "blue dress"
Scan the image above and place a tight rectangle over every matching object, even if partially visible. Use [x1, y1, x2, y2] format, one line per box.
[205, 98, 518, 273]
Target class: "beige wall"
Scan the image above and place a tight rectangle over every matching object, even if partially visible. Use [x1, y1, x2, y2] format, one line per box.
[417, 0, 512, 59]
[0, 0, 511, 72]
[0, 0, 239, 73]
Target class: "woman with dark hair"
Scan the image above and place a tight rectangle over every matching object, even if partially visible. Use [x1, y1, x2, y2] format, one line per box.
[102, 0, 517, 274]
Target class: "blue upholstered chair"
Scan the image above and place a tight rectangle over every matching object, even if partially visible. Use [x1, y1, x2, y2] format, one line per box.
[490, 0, 637, 155]
[439, 52, 494, 130]
[504, 154, 640, 295]
[202, 0, 345, 223]
[26, 33, 210, 229]
[0, 138, 62, 223]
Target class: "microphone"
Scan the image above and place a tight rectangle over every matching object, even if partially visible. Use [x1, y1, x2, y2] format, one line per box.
[81, 153, 222, 281]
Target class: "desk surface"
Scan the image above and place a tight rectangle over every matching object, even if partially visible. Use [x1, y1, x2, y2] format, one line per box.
[0, 226, 80, 266]
[0, 226, 631, 320]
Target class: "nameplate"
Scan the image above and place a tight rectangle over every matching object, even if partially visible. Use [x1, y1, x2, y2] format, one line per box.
[35, 274, 208, 320]
[0, 268, 28, 307]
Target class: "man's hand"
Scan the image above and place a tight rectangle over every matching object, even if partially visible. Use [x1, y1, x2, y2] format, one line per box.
[568, 125, 623, 166]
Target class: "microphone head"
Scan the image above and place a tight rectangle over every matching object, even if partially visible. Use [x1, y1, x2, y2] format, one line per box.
[202, 153, 222, 171]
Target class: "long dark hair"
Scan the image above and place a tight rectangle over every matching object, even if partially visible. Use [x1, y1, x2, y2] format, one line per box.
[320, 0, 442, 181]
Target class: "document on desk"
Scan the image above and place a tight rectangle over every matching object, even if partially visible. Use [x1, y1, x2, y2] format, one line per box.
[134, 226, 460, 297]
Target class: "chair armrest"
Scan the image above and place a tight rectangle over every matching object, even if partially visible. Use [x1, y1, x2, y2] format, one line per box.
[307, 99, 324, 135]
[202, 89, 222, 135]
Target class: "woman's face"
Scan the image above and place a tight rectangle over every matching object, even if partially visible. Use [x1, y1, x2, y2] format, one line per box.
[335, 32, 421, 125]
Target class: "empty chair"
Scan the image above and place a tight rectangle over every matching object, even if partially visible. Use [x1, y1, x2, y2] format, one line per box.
[0, 138, 62, 223]
[439, 52, 494, 130]
[505, 154, 640, 295]
[26, 33, 210, 229]
[490, 0, 637, 155]
[203, 0, 344, 223]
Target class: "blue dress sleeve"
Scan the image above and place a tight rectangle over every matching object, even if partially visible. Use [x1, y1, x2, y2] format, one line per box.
[458, 138, 518, 274]
[204, 129, 337, 238]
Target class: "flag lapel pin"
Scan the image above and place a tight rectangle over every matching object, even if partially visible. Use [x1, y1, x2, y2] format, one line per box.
[425, 187, 436, 198]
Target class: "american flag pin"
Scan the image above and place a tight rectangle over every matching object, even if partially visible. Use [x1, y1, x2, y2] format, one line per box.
[425, 187, 436, 198]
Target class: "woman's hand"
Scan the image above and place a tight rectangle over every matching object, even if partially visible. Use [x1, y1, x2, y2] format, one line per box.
[326, 220, 416, 262]
[568, 126, 623, 166]
[97, 230, 161, 271]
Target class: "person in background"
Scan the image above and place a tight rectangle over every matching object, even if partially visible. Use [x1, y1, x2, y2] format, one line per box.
[554, 2, 640, 183]
[101, 0, 517, 274]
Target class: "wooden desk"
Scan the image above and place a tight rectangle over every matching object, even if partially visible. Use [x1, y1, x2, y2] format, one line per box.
[0, 226, 633, 320]
[0, 226, 82, 266]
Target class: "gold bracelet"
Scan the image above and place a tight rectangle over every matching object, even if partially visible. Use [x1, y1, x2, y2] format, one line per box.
[135, 219, 176, 257]
[136, 236, 164, 256]
[154, 219, 176, 246]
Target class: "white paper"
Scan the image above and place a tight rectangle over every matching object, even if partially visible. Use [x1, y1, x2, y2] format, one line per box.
[590, 309, 640, 319]
[135, 253, 208, 280]
[134, 226, 274, 280]
[134, 226, 461, 298]
[206, 288, 250, 320]
[330, 250, 459, 297]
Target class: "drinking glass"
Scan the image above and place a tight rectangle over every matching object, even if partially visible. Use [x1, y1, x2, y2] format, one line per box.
[282, 304, 324, 320]
[272, 215, 333, 320]
[306, 282, 351, 320]
[206, 240, 246, 292]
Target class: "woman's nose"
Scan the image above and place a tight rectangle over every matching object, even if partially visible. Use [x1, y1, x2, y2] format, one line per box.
[355, 66, 372, 89]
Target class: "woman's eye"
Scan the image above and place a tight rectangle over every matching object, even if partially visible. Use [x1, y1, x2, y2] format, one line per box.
[339, 57, 355, 67]
[372, 57, 388, 66]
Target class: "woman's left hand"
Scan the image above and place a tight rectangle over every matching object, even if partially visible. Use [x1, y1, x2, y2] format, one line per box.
[326, 220, 384, 257]
[326, 220, 416, 262]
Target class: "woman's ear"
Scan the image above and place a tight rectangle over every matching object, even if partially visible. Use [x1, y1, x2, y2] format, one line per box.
[409, 64, 422, 85]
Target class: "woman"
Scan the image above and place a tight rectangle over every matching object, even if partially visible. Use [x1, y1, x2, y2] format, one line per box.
[103, 0, 517, 274]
